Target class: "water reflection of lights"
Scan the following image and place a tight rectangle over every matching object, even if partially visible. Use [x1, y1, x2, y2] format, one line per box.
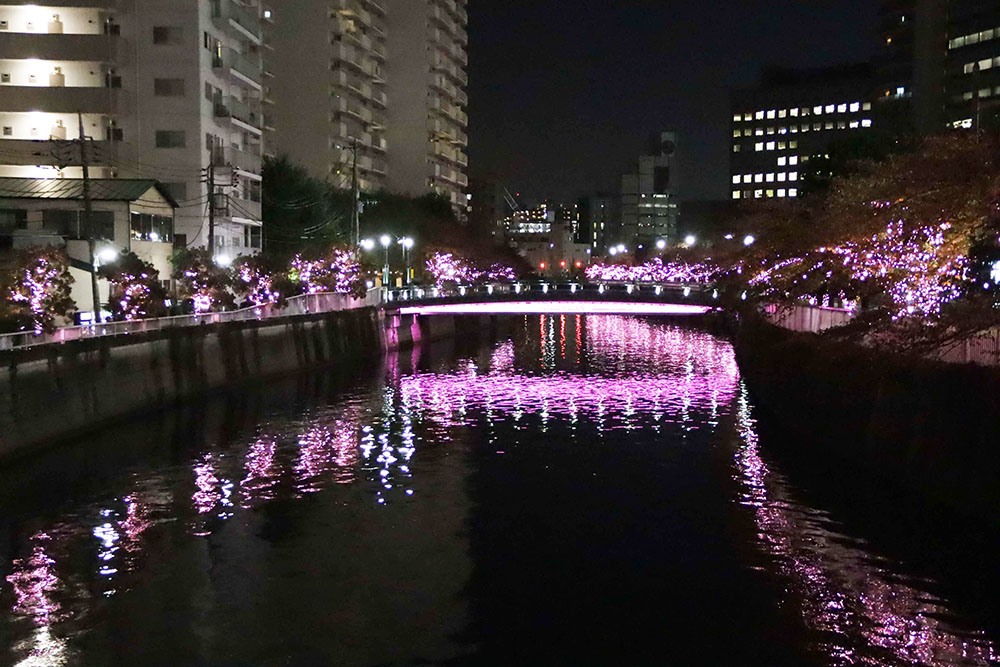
[6, 532, 72, 666]
[733, 385, 998, 665]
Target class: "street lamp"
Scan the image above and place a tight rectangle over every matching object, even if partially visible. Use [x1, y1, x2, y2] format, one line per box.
[360, 238, 375, 251]
[380, 234, 392, 285]
[743, 234, 756, 247]
[399, 236, 414, 285]
[656, 239, 667, 250]
[684, 235, 697, 246]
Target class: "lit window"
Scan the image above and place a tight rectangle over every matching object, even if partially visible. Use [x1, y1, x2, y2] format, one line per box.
[849, 120, 859, 129]
[754, 189, 763, 199]
[789, 188, 798, 197]
[849, 102, 860, 112]
[813, 105, 823, 114]
[766, 189, 774, 198]
[789, 156, 798, 166]
[767, 127, 775, 135]
[837, 121, 846, 129]
[744, 113, 752, 121]
[801, 124, 810, 132]
[789, 141, 797, 149]
[733, 114, 742, 122]
[733, 130, 741, 138]
[743, 174, 752, 183]
[777, 189, 786, 197]
[861, 119, 872, 127]
[778, 141, 787, 150]
[733, 144, 741, 152]
[778, 173, 787, 182]
[779, 127, 788, 134]
[767, 109, 776, 119]
[837, 104, 847, 113]
[825, 104, 835, 113]
[754, 174, 763, 183]
[813, 123, 822, 131]
[755, 111, 764, 119]
[732, 175, 740, 184]
[789, 172, 798, 181]
[825, 122, 834, 130]
[790, 126, 798, 134]
[863, 102, 871, 110]
[755, 128, 764, 136]
[766, 173, 775, 182]
[777, 156, 787, 166]
[765, 141, 775, 150]
[790, 108, 799, 117]
[754, 142, 763, 152]
[778, 109, 787, 118]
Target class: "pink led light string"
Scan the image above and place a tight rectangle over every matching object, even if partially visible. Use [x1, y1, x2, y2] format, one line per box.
[585, 257, 717, 285]
[425, 252, 517, 286]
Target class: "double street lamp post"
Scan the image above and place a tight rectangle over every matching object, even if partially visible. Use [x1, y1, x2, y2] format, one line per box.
[362, 235, 416, 287]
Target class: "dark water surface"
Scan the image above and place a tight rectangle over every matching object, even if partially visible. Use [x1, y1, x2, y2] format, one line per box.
[0, 315, 998, 666]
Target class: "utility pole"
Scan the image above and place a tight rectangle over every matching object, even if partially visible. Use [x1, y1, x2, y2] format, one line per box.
[207, 152, 216, 256]
[351, 137, 360, 247]
[78, 111, 101, 320]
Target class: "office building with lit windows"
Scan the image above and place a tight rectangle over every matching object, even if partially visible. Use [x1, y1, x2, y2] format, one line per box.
[268, 0, 469, 213]
[729, 64, 875, 201]
[878, 0, 1000, 132]
[619, 131, 678, 249]
[0, 0, 268, 254]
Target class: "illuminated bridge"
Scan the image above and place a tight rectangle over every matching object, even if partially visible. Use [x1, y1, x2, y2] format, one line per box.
[382, 282, 720, 316]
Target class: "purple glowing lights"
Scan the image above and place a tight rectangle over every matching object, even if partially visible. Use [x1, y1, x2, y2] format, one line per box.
[399, 301, 714, 316]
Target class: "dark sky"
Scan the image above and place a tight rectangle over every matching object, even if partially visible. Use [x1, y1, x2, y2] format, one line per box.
[467, 0, 879, 204]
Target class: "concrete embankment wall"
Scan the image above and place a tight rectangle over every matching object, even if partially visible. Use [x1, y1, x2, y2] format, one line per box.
[735, 316, 1000, 518]
[0, 309, 500, 459]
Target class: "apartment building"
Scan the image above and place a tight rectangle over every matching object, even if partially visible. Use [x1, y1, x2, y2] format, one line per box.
[730, 65, 875, 201]
[268, 0, 469, 212]
[0, 0, 267, 256]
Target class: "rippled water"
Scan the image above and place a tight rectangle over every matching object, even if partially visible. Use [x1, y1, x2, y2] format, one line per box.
[0, 315, 997, 666]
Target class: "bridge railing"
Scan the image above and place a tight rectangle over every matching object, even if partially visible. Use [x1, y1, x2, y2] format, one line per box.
[0, 281, 714, 353]
[0, 289, 383, 352]
[383, 281, 715, 304]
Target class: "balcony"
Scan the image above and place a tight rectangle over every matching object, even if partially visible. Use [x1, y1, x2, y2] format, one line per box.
[212, 0, 262, 44]
[228, 195, 261, 221]
[0, 32, 117, 61]
[226, 96, 263, 129]
[224, 145, 262, 175]
[213, 48, 262, 87]
[0, 138, 112, 165]
[2, 86, 118, 113]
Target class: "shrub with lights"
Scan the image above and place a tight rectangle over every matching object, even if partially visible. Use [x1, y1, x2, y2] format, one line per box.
[0, 246, 75, 334]
[425, 252, 518, 286]
[289, 245, 366, 298]
[98, 251, 168, 321]
[235, 254, 296, 308]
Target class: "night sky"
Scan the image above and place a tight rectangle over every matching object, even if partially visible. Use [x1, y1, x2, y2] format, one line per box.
[467, 0, 879, 204]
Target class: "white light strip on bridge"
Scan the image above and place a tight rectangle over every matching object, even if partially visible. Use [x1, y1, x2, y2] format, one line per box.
[398, 301, 714, 316]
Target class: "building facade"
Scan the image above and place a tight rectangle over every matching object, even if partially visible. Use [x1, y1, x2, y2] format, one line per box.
[0, 1, 267, 257]
[730, 65, 875, 201]
[618, 131, 678, 250]
[268, 0, 468, 212]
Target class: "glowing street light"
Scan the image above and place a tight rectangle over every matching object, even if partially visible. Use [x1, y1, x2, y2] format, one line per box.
[684, 235, 697, 246]
[399, 236, 415, 285]
[379, 234, 392, 285]
[360, 238, 375, 251]
[98, 247, 118, 263]
[656, 239, 667, 250]
[608, 247, 619, 257]
[743, 234, 756, 247]
[616, 244, 626, 253]
[214, 254, 232, 267]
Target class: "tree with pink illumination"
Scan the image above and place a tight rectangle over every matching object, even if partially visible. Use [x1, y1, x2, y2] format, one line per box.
[98, 252, 167, 321]
[234, 254, 296, 307]
[171, 247, 234, 313]
[0, 246, 75, 334]
[425, 252, 477, 285]
[720, 132, 1000, 350]
[289, 245, 366, 297]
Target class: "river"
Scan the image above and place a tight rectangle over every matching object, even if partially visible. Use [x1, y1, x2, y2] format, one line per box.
[0, 315, 997, 665]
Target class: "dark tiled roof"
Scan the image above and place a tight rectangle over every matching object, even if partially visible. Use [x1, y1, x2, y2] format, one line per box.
[0, 178, 178, 207]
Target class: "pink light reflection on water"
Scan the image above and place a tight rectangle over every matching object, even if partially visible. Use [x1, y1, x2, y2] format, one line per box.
[294, 422, 360, 494]
[400, 316, 741, 431]
[733, 387, 999, 665]
[241, 438, 281, 507]
[6, 532, 61, 627]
